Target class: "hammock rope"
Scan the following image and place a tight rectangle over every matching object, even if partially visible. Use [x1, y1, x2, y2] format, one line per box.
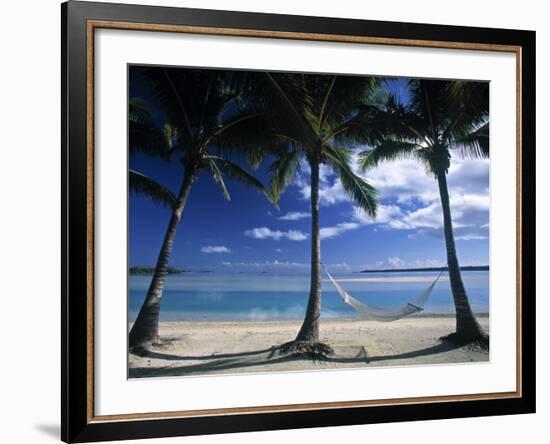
[322, 264, 444, 322]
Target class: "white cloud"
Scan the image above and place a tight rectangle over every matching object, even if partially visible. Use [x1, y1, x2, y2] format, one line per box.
[366, 158, 438, 204]
[353, 204, 403, 225]
[223, 259, 307, 268]
[285, 231, 308, 241]
[384, 192, 490, 240]
[244, 227, 308, 241]
[297, 180, 349, 207]
[364, 257, 446, 270]
[294, 153, 489, 240]
[365, 158, 489, 240]
[293, 155, 489, 241]
[278, 211, 310, 221]
[387, 257, 406, 268]
[293, 161, 350, 207]
[320, 222, 360, 240]
[201, 245, 231, 254]
[221, 260, 352, 272]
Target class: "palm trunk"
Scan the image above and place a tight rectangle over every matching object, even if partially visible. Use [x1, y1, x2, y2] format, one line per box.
[437, 172, 486, 341]
[129, 166, 196, 351]
[295, 155, 321, 343]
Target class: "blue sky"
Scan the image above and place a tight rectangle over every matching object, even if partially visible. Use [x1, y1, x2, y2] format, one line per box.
[129, 74, 489, 274]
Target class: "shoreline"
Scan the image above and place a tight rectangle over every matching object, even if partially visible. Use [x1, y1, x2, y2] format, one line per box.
[128, 313, 490, 324]
[129, 316, 490, 378]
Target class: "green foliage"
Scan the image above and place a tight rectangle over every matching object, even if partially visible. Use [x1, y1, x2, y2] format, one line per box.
[359, 79, 489, 177]
[267, 149, 302, 208]
[325, 145, 377, 217]
[207, 156, 268, 199]
[129, 169, 176, 209]
[129, 67, 271, 204]
[359, 140, 419, 169]
[129, 98, 171, 160]
[249, 72, 380, 216]
[129, 97, 152, 117]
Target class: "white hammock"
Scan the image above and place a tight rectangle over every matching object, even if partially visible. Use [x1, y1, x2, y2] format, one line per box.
[323, 265, 444, 322]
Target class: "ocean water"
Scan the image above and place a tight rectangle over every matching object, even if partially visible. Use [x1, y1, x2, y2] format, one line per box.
[128, 271, 489, 322]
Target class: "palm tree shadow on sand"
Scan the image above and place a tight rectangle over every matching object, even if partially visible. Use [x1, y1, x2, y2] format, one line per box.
[129, 341, 473, 379]
[132, 346, 276, 362]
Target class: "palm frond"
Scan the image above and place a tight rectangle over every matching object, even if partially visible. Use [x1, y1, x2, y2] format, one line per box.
[209, 157, 269, 198]
[212, 113, 290, 169]
[129, 97, 152, 117]
[407, 79, 449, 138]
[249, 72, 316, 148]
[329, 100, 425, 148]
[211, 111, 265, 139]
[207, 158, 231, 201]
[268, 149, 302, 207]
[449, 122, 489, 158]
[359, 140, 420, 171]
[324, 145, 378, 217]
[318, 76, 337, 130]
[318, 76, 379, 131]
[365, 83, 393, 108]
[444, 80, 489, 116]
[160, 67, 194, 139]
[129, 169, 176, 209]
[441, 81, 489, 153]
[265, 73, 309, 131]
[129, 113, 171, 159]
[137, 67, 194, 144]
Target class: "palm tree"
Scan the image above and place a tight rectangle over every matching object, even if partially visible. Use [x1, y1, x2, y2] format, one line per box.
[250, 73, 380, 356]
[359, 79, 489, 346]
[128, 97, 178, 208]
[128, 67, 273, 352]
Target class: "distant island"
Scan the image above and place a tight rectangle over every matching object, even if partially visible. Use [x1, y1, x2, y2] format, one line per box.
[360, 265, 489, 273]
[129, 266, 191, 275]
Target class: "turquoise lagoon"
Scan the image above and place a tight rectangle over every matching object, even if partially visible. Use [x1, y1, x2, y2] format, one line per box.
[128, 271, 489, 322]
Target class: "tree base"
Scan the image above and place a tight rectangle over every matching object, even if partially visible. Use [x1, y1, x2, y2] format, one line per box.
[273, 340, 335, 361]
[439, 332, 489, 351]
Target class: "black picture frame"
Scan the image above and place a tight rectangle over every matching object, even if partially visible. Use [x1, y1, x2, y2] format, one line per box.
[62, 1, 536, 442]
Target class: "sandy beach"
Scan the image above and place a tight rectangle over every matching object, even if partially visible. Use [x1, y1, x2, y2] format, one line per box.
[129, 315, 489, 378]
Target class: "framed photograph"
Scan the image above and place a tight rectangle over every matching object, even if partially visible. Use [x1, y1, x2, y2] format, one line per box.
[62, 1, 535, 442]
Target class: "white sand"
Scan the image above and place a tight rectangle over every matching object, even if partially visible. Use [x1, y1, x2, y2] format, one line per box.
[129, 316, 489, 378]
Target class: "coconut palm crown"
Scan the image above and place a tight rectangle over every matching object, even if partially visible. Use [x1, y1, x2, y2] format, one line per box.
[359, 79, 489, 345]
[128, 67, 274, 351]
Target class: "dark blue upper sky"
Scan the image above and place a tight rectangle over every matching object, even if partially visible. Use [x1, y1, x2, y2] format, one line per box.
[129, 71, 489, 273]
